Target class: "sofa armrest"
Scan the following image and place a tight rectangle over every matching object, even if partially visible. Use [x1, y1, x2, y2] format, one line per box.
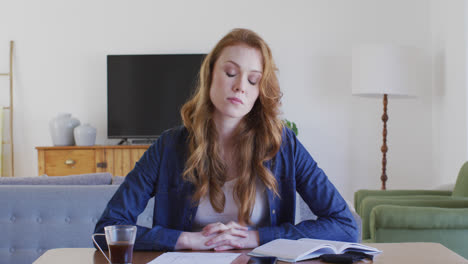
[360, 196, 468, 240]
[354, 189, 452, 215]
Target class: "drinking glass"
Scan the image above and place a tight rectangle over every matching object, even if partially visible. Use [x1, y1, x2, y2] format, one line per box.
[92, 225, 137, 264]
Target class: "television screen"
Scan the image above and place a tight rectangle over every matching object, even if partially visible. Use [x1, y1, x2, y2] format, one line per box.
[107, 54, 205, 139]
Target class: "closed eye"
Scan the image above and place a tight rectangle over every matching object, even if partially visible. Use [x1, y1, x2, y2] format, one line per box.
[226, 72, 236, 77]
[248, 76, 260, 85]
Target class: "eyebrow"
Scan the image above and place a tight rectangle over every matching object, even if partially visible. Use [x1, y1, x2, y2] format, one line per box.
[226, 60, 263, 74]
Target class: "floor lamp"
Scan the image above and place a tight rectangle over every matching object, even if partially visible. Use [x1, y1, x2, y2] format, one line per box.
[352, 45, 418, 190]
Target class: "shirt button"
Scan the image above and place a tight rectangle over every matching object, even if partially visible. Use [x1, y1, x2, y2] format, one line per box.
[272, 210, 276, 214]
[36, 217, 42, 223]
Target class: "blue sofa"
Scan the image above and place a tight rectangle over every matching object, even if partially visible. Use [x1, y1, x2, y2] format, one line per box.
[0, 173, 360, 264]
[0, 173, 154, 264]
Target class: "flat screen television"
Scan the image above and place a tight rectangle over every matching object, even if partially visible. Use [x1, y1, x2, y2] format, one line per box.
[107, 54, 205, 140]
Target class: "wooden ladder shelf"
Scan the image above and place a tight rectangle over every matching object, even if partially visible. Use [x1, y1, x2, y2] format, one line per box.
[1, 41, 15, 176]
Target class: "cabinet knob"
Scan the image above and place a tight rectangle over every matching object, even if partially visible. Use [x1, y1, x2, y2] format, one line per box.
[65, 159, 75, 165]
[97, 162, 107, 169]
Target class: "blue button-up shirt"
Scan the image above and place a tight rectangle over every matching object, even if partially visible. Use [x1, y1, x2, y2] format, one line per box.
[95, 126, 358, 250]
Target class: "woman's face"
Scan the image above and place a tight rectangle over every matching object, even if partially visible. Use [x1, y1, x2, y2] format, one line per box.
[209, 44, 263, 121]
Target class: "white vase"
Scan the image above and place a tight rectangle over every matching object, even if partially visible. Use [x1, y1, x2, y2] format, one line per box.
[74, 123, 97, 146]
[49, 113, 81, 146]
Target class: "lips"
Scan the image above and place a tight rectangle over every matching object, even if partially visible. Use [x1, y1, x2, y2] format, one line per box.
[227, 97, 244, 104]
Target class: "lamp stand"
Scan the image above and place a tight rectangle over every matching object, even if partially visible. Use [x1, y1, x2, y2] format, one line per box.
[381, 94, 388, 190]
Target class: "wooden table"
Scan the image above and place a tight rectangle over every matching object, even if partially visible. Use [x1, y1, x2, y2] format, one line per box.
[33, 243, 468, 264]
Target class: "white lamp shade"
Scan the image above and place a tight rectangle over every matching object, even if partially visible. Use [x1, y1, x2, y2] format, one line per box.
[352, 45, 420, 98]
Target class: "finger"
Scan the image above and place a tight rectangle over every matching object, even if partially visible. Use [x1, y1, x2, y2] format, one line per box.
[203, 221, 248, 232]
[226, 221, 249, 231]
[205, 229, 249, 246]
[203, 221, 249, 237]
[212, 238, 244, 250]
[202, 222, 227, 236]
[214, 245, 235, 251]
[224, 228, 249, 238]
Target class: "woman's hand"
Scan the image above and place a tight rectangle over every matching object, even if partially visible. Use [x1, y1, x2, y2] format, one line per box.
[202, 221, 248, 237]
[175, 231, 217, 250]
[206, 229, 260, 251]
[203, 221, 260, 251]
[175, 221, 247, 250]
[175, 221, 260, 251]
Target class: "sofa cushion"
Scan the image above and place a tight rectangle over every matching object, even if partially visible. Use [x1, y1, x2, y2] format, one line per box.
[111, 176, 126, 185]
[0, 174, 48, 184]
[0, 173, 112, 185]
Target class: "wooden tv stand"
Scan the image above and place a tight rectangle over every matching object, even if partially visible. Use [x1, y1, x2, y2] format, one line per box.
[36, 145, 150, 176]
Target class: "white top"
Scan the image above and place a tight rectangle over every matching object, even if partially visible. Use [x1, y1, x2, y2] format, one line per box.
[192, 178, 269, 231]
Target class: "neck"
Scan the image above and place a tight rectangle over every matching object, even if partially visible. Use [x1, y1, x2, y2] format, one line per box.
[212, 112, 241, 147]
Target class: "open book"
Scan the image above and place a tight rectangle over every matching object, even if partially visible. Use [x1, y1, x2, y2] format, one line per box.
[248, 238, 382, 262]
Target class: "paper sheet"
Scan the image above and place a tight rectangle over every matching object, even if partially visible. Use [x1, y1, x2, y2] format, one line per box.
[147, 252, 241, 264]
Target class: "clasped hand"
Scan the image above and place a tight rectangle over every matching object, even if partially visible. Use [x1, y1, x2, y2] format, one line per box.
[176, 221, 259, 251]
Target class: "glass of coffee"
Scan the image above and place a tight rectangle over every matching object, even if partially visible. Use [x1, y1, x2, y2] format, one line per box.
[92, 225, 137, 264]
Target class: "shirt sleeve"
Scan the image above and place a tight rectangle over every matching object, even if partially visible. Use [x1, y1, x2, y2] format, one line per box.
[94, 138, 182, 251]
[258, 129, 359, 244]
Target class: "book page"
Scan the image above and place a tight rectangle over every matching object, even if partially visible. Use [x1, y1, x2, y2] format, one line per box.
[299, 238, 382, 255]
[147, 252, 241, 264]
[250, 239, 336, 262]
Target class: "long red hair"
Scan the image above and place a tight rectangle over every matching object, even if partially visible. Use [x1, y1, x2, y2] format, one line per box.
[181, 28, 283, 225]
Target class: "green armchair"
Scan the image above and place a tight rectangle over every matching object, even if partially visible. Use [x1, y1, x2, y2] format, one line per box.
[354, 161, 468, 259]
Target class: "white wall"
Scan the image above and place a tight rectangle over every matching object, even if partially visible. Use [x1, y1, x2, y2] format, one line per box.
[0, 0, 449, 201]
[431, 0, 468, 186]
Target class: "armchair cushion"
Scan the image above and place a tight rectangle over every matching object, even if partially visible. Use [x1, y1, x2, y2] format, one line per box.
[369, 205, 468, 259]
[360, 195, 468, 240]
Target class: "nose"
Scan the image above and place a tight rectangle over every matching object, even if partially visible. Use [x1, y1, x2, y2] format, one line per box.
[233, 77, 246, 94]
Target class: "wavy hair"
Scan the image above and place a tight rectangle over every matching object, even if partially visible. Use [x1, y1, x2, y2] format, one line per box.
[181, 28, 283, 225]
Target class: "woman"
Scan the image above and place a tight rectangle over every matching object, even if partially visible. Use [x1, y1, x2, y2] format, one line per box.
[95, 28, 358, 251]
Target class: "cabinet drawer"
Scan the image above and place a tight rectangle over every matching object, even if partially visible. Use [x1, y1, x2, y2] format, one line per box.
[44, 150, 96, 176]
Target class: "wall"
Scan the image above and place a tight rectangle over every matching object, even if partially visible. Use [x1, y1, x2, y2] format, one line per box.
[431, 0, 468, 186]
[0, 0, 438, 201]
